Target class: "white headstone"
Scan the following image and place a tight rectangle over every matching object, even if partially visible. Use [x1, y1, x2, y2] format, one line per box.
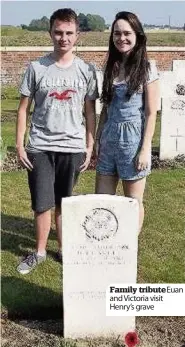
[172, 60, 185, 72]
[62, 194, 139, 338]
[96, 69, 103, 115]
[158, 70, 185, 110]
[160, 96, 185, 159]
[159, 70, 185, 98]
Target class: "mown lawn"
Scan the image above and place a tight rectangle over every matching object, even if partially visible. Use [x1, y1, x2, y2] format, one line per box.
[1, 92, 184, 320]
[1, 168, 185, 318]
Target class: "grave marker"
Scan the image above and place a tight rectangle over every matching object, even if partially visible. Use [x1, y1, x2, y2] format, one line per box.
[62, 194, 139, 338]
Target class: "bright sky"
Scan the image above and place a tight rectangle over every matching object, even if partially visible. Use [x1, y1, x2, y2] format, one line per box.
[1, 1, 185, 27]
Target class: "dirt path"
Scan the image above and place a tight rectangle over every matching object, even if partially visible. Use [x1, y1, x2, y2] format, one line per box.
[1, 317, 185, 347]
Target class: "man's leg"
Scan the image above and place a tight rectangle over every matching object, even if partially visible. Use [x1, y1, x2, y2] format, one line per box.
[17, 152, 55, 274]
[35, 209, 52, 254]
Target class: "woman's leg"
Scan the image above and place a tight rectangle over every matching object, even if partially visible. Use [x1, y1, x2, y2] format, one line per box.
[122, 177, 146, 233]
[95, 173, 119, 194]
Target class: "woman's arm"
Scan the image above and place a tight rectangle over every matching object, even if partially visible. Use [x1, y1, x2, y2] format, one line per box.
[136, 79, 160, 171]
[142, 79, 160, 151]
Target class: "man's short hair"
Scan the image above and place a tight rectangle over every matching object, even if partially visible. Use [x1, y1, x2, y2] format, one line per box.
[50, 8, 79, 31]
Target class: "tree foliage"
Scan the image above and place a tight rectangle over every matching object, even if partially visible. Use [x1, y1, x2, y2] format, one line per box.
[86, 14, 106, 31]
[78, 13, 106, 31]
[21, 13, 106, 32]
[21, 16, 49, 31]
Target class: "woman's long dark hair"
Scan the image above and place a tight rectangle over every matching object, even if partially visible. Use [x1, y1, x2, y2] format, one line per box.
[101, 11, 150, 104]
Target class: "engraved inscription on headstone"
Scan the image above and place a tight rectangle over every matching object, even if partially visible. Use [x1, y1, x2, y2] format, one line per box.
[159, 69, 185, 112]
[176, 84, 185, 96]
[171, 99, 185, 110]
[62, 194, 139, 338]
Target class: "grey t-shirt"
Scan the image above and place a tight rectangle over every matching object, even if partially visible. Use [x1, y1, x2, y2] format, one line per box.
[20, 55, 98, 152]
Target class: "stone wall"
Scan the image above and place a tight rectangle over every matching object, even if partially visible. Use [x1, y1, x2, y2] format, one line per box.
[1, 46, 185, 85]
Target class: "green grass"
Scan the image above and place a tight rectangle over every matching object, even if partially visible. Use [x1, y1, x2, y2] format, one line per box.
[1, 122, 16, 148]
[2, 85, 20, 100]
[152, 112, 161, 149]
[1, 169, 185, 318]
[1, 99, 18, 111]
[1, 97, 33, 150]
[1, 171, 62, 317]
[1, 94, 184, 318]
[1, 26, 24, 36]
[1, 28, 185, 46]
[1, 99, 18, 150]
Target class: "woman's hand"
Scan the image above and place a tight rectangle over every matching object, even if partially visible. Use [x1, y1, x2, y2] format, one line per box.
[135, 148, 149, 171]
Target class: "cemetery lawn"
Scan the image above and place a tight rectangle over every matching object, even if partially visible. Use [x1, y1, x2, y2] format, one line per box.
[1, 97, 185, 346]
[1, 168, 185, 318]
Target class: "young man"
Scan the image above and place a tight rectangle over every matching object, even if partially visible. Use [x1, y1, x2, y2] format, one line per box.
[16, 8, 98, 274]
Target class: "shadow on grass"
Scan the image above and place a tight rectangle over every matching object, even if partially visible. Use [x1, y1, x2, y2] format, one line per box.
[152, 146, 159, 156]
[1, 213, 57, 257]
[7, 146, 16, 152]
[1, 275, 63, 335]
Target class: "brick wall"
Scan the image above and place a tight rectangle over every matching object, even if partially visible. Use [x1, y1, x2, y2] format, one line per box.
[1, 47, 185, 86]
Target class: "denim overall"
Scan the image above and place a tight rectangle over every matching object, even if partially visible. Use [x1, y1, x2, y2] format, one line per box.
[96, 82, 151, 180]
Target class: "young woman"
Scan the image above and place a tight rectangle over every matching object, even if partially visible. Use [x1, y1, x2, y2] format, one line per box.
[96, 11, 159, 232]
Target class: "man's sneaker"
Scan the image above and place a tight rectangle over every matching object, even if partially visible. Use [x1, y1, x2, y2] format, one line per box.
[17, 252, 46, 275]
[56, 250, 63, 263]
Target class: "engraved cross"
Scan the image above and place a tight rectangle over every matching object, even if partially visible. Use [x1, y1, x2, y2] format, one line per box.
[170, 128, 184, 151]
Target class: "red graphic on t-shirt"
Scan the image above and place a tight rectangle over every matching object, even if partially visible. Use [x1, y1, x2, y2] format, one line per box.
[49, 89, 76, 100]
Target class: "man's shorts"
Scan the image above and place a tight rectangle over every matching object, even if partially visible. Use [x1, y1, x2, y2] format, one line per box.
[27, 151, 85, 213]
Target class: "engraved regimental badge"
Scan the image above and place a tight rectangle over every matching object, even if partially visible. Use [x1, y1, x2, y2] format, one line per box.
[82, 208, 118, 241]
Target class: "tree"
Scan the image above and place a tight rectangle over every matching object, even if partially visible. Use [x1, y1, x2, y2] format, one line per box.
[40, 16, 50, 31]
[21, 13, 106, 32]
[78, 13, 88, 31]
[22, 16, 50, 31]
[21, 24, 28, 30]
[86, 14, 106, 31]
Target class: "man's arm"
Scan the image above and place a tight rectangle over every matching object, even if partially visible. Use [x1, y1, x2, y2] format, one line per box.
[80, 98, 96, 172]
[16, 95, 33, 170]
[96, 104, 107, 140]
